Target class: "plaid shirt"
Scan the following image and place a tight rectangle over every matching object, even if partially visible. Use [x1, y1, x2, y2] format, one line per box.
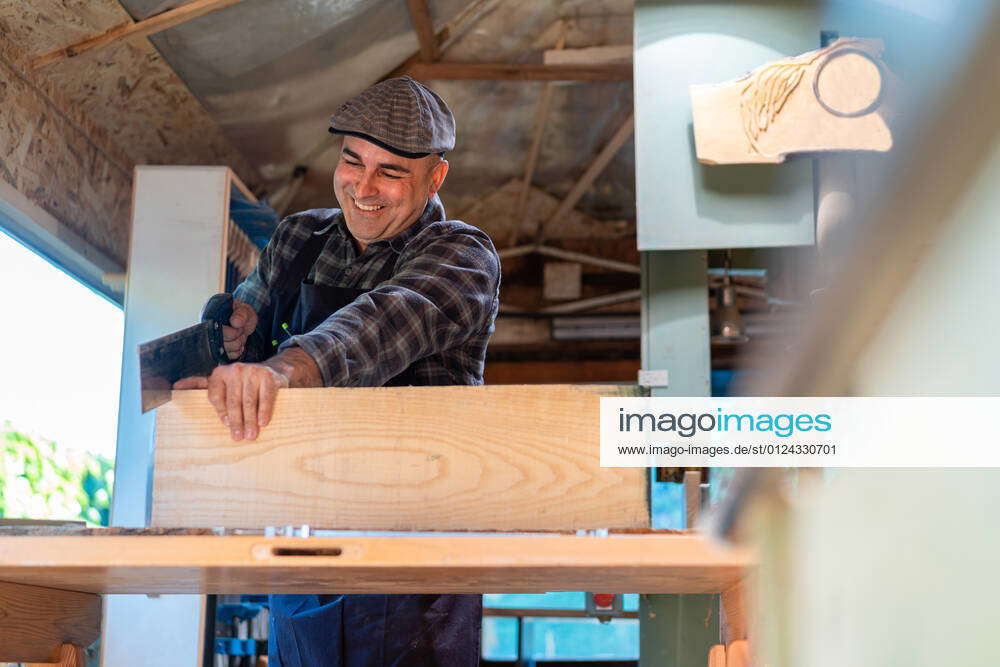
[234, 196, 500, 387]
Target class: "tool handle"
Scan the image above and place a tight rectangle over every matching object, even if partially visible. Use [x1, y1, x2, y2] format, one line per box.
[200, 293, 235, 365]
[201, 292, 234, 325]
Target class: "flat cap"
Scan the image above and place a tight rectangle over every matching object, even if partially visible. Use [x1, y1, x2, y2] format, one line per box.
[329, 76, 456, 158]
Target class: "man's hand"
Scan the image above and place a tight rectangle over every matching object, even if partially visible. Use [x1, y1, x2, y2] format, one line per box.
[223, 298, 258, 360]
[173, 348, 322, 441]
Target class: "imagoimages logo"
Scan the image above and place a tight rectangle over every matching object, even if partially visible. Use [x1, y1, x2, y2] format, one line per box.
[618, 407, 832, 438]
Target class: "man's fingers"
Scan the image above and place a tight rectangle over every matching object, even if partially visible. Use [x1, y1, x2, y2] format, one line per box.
[206, 371, 229, 427]
[173, 376, 209, 389]
[224, 338, 246, 360]
[222, 324, 245, 342]
[243, 373, 260, 440]
[259, 375, 279, 428]
[225, 368, 244, 440]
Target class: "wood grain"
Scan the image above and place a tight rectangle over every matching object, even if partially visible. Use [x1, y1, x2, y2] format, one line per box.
[0, 534, 750, 595]
[690, 38, 892, 164]
[0, 581, 100, 663]
[24, 643, 85, 667]
[153, 385, 648, 531]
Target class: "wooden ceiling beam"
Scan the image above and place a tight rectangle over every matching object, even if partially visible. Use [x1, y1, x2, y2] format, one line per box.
[31, 0, 247, 70]
[405, 63, 632, 81]
[406, 0, 439, 62]
[382, 0, 501, 81]
[535, 113, 634, 242]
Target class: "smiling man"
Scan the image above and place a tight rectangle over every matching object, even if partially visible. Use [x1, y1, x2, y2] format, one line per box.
[178, 77, 499, 666]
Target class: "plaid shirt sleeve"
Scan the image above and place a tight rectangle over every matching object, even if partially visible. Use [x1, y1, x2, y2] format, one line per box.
[280, 222, 500, 387]
[232, 212, 312, 314]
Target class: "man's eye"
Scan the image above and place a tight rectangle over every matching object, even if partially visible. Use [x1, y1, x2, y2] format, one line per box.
[382, 172, 401, 180]
[345, 160, 361, 167]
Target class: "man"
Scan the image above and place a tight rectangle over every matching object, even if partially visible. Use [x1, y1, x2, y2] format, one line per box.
[176, 76, 499, 666]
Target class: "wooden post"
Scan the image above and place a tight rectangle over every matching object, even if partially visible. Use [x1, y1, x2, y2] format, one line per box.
[0, 581, 100, 664]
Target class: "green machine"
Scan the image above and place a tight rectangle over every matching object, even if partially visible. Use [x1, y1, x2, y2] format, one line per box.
[633, 2, 819, 663]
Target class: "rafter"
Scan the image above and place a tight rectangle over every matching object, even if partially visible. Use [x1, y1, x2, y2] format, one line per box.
[32, 0, 246, 70]
[536, 112, 634, 242]
[406, 0, 439, 62]
[508, 20, 568, 246]
[383, 0, 501, 81]
[405, 63, 632, 81]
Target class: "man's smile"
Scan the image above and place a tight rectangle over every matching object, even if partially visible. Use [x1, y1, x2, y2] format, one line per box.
[353, 198, 385, 213]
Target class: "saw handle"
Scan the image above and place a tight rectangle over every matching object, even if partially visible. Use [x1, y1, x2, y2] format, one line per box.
[200, 293, 235, 365]
[201, 292, 234, 326]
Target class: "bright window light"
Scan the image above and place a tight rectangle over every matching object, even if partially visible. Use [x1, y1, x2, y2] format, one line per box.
[0, 228, 123, 460]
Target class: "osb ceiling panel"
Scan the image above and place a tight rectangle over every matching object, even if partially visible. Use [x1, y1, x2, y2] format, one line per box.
[0, 0, 257, 186]
[112, 0, 635, 232]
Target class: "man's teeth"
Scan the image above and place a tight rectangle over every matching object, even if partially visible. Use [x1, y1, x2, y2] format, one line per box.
[355, 199, 383, 212]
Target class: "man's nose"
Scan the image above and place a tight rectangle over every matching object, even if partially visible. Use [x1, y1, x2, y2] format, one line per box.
[355, 170, 378, 199]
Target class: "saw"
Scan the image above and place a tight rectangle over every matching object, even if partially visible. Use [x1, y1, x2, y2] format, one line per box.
[138, 293, 234, 413]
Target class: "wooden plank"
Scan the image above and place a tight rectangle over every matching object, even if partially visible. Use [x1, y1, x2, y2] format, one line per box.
[708, 644, 727, 667]
[544, 45, 633, 66]
[31, 0, 247, 69]
[543, 261, 583, 301]
[508, 21, 567, 246]
[382, 0, 501, 80]
[152, 385, 648, 531]
[537, 114, 634, 242]
[685, 469, 703, 529]
[726, 640, 750, 667]
[405, 63, 632, 81]
[0, 534, 751, 594]
[484, 360, 640, 385]
[721, 581, 748, 645]
[406, 0, 439, 62]
[0, 581, 100, 663]
[24, 644, 85, 667]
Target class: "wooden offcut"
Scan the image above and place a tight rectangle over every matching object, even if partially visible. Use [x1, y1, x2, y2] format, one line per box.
[0, 581, 100, 663]
[152, 385, 648, 531]
[0, 533, 750, 595]
[690, 37, 894, 164]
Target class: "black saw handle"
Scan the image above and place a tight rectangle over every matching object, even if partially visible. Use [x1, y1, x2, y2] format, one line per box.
[200, 293, 234, 365]
[200, 293, 270, 364]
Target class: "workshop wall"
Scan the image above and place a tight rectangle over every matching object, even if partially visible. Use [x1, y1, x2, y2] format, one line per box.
[0, 0, 259, 267]
[0, 29, 132, 264]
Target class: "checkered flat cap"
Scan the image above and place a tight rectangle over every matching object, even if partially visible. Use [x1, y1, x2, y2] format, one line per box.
[329, 76, 456, 158]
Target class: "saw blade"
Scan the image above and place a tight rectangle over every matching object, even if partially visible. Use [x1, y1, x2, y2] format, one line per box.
[138, 321, 226, 413]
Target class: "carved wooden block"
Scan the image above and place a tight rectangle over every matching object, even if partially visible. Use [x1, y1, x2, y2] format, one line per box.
[690, 38, 896, 164]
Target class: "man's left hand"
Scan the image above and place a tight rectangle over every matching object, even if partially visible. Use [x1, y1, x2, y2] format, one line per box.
[174, 363, 289, 441]
[173, 347, 323, 441]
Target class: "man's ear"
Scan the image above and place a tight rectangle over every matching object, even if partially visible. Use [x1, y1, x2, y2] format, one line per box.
[427, 158, 449, 197]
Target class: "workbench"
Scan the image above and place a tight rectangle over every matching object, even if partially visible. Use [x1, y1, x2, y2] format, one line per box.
[0, 527, 750, 664]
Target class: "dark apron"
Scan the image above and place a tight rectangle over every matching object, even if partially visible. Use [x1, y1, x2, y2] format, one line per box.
[255, 226, 481, 666]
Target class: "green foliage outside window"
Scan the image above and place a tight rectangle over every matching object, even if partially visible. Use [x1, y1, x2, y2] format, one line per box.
[0, 424, 114, 526]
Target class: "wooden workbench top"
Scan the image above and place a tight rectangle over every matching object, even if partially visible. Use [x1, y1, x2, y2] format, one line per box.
[0, 531, 750, 595]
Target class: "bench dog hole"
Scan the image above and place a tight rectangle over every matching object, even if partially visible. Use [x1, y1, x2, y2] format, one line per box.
[272, 547, 343, 557]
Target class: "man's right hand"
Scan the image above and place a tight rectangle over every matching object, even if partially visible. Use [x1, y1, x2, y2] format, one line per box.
[223, 298, 258, 360]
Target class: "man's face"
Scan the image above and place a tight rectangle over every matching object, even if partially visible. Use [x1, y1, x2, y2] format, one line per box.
[333, 135, 449, 252]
